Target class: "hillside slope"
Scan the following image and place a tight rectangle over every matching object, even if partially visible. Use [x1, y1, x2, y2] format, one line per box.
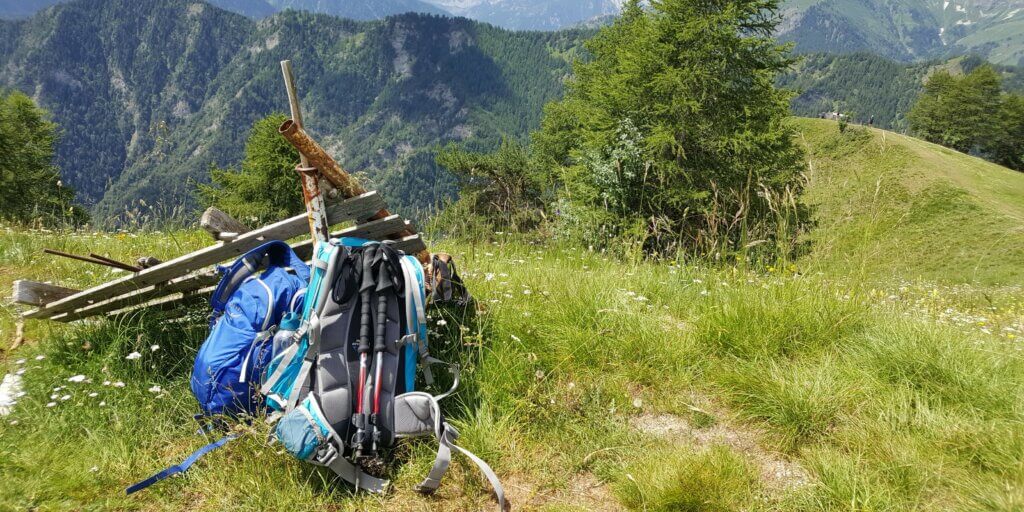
[795, 117, 1024, 285]
[780, 54, 1024, 131]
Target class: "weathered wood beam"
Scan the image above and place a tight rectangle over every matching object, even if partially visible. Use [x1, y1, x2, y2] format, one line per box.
[51, 270, 220, 323]
[200, 207, 250, 241]
[278, 121, 430, 264]
[392, 234, 428, 255]
[103, 286, 215, 322]
[12, 280, 80, 307]
[291, 216, 416, 260]
[23, 192, 384, 320]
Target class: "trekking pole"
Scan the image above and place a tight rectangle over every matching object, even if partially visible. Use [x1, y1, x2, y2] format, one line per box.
[280, 60, 330, 245]
[369, 251, 394, 456]
[353, 245, 377, 458]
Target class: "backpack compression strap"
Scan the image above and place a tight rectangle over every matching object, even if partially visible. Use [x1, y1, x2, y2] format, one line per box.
[126, 435, 237, 495]
[394, 392, 506, 511]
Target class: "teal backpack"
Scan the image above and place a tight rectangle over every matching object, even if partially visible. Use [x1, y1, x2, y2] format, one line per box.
[263, 238, 505, 509]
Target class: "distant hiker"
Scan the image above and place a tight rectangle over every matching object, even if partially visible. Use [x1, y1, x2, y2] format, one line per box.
[868, 115, 875, 127]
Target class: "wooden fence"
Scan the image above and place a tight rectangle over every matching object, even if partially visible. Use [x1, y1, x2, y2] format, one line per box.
[13, 191, 426, 323]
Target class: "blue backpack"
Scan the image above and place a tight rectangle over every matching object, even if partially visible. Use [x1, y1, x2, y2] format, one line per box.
[191, 240, 310, 416]
[127, 241, 308, 494]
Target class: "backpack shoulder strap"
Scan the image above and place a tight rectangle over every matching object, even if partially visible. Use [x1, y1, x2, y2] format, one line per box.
[210, 241, 310, 321]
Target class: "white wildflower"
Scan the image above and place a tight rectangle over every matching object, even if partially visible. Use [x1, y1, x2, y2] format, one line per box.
[511, 334, 521, 342]
[15, 359, 25, 365]
[148, 385, 162, 393]
[34, 355, 45, 361]
[150, 345, 160, 352]
[436, 319, 448, 327]
[113, 382, 125, 388]
[46, 402, 57, 408]
[60, 395, 71, 401]
[632, 398, 643, 409]
[99, 401, 106, 407]
[523, 289, 532, 295]
[102, 381, 111, 386]
[125, 352, 142, 360]
[67, 375, 87, 383]
[485, 273, 495, 281]
[89, 466, 99, 473]
[88, 392, 98, 398]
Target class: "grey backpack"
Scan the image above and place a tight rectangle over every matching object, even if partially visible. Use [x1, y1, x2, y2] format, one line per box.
[265, 240, 506, 510]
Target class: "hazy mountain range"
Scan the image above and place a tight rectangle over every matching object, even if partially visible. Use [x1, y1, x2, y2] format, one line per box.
[3, 0, 1023, 65]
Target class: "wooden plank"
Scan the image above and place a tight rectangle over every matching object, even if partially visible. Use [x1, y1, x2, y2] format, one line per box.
[52, 270, 220, 323]
[12, 280, 80, 306]
[24, 192, 384, 320]
[200, 207, 250, 241]
[392, 234, 427, 255]
[99, 286, 215, 323]
[291, 216, 415, 261]
[323, 191, 386, 225]
[340, 215, 410, 241]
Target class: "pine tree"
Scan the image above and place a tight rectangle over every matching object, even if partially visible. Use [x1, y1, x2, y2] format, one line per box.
[0, 91, 87, 226]
[535, 0, 805, 255]
[195, 114, 304, 225]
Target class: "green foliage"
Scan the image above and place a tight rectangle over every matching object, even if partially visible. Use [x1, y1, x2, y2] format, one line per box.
[433, 138, 550, 236]
[616, 446, 763, 511]
[535, 0, 807, 257]
[908, 65, 1024, 171]
[0, 90, 86, 226]
[195, 114, 303, 226]
[780, 53, 1024, 132]
[983, 93, 1024, 171]
[909, 67, 1001, 153]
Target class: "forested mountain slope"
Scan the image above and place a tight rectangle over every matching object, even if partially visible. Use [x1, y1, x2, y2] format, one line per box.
[780, 53, 1024, 130]
[0, 0, 442, 20]
[0, 0, 584, 221]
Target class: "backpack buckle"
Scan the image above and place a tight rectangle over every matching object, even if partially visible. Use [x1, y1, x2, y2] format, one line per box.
[314, 441, 340, 466]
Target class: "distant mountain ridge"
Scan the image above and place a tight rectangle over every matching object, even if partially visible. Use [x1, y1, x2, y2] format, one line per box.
[0, 0, 585, 221]
[421, 0, 623, 31]
[779, 0, 1024, 66]
[0, 0, 443, 21]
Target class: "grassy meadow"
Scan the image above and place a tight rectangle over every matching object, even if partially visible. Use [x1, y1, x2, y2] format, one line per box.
[1, 119, 1023, 510]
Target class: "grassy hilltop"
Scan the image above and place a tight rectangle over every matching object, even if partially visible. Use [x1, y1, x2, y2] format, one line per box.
[1, 120, 1023, 510]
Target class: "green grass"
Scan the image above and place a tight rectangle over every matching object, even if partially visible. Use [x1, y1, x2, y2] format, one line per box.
[2, 120, 1024, 510]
